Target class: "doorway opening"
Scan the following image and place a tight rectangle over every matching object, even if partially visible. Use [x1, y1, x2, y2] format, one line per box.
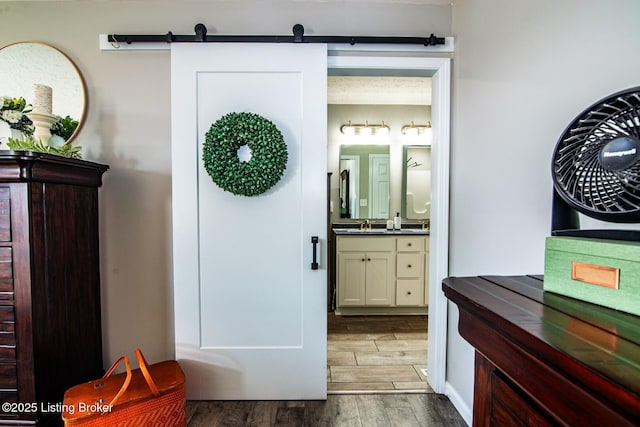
[326, 54, 451, 395]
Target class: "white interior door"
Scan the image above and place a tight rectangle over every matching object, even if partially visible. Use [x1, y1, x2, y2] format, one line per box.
[171, 43, 327, 400]
[368, 153, 390, 218]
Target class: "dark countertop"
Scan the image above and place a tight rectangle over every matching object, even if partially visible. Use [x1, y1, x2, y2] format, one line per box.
[333, 228, 429, 236]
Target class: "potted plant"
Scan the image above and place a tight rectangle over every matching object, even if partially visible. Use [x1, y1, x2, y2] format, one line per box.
[0, 96, 35, 144]
[49, 115, 79, 146]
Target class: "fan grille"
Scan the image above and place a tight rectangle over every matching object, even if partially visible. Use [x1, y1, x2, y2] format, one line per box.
[552, 87, 640, 222]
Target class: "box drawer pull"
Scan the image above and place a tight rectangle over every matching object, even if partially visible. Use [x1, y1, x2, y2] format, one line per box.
[571, 261, 619, 289]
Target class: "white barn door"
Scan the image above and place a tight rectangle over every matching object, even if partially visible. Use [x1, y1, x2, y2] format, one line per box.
[171, 43, 327, 400]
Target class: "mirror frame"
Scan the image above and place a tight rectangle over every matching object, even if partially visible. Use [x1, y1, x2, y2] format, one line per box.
[0, 41, 87, 145]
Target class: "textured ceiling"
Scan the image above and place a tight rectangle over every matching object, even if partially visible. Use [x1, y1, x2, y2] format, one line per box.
[328, 76, 432, 105]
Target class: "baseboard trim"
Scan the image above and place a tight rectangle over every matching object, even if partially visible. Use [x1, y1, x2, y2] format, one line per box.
[444, 381, 472, 426]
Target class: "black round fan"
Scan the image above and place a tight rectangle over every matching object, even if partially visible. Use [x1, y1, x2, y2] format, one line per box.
[552, 86, 640, 226]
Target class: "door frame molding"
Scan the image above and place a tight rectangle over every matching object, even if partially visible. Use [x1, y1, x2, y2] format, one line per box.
[327, 53, 451, 394]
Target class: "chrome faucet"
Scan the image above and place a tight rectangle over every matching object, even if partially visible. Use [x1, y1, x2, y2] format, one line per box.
[422, 219, 431, 231]
[360, 220, 372, 231]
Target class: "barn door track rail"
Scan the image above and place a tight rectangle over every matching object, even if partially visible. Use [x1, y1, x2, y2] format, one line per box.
[106, 23, 446, 47]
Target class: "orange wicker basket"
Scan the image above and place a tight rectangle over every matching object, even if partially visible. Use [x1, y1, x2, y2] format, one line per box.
[62, 349, 185, 426]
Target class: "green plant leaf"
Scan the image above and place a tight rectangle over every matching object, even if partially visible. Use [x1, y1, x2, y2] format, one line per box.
[6, 136, 83, 159]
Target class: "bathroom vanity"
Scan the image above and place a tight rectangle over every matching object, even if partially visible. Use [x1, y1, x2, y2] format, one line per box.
[333, 228, 429, 315]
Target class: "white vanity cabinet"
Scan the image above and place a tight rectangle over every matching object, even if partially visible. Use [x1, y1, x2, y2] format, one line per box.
[336, 233, 429, 315]
[337, 237, 395, 307]
[396, 237, 426, 306]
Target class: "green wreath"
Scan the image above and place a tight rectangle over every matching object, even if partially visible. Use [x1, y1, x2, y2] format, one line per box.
[202, 112, 288, 196]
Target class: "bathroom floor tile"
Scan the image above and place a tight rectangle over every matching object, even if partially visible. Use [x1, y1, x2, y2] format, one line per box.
[327, 313, 430, 394]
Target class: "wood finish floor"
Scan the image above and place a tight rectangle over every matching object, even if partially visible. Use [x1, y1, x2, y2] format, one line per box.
[186, 394, 466, 426]
[328, 314, 430, 393]
[185, 315, 466, 426]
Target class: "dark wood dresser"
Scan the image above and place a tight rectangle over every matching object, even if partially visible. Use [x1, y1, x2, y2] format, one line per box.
[443, 275, 640, 426]
[0, 151, 108, 426]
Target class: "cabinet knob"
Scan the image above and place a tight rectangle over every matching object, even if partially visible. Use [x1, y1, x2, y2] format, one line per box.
[367, 258, 371, 261]
[361, 258, 366, 262]
[408, 264, 412, 268]
[408, 243, 412, 247]
[407, 291, 412, 295]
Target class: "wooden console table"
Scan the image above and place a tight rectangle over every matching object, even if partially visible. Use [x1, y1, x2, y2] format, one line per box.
[443, 275, 639, 426]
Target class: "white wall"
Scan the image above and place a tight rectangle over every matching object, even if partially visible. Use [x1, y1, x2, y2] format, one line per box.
[449, 0, 640, 421]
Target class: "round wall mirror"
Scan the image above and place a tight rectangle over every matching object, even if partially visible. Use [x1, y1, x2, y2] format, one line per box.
[0, 41, 87, 145]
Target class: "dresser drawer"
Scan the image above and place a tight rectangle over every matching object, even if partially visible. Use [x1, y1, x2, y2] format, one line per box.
[0, 247, 13, 296]
[397, 253, 424, 278]
[0, 363, 17, 389]
[0, 330, 15, 347]
[0, 188, 9, 242]
[396, 279, 423, 306]
[0, 390, 17, 403]
[397, 237, 424, 252]
[0, 322, 14, 333]
[0, 345, 15, 361]
[0, 306, 13, 323]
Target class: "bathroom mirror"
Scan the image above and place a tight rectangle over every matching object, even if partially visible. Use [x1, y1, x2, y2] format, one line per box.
[0, 41, 87, 145]
[339, 144, 390, 219]
[402, 145, 431, 220]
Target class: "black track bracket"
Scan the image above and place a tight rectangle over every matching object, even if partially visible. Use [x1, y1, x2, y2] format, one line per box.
[107, 24, 446, 47]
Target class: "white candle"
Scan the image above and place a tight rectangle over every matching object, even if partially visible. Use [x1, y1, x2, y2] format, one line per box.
[32, 84, 52, 114]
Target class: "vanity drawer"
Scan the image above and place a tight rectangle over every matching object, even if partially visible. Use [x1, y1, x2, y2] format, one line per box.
[396, 279, 423, 306]
[397, 253, 424, 278]
[338, 236, 395, 252]
[397, 237, 424, 252]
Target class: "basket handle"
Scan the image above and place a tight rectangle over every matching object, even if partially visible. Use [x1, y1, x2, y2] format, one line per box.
[100, 355, 132, 407]
[135, 348, 160, 397]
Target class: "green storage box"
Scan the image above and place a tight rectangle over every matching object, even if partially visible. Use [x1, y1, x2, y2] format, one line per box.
[544, 236, 640, 316]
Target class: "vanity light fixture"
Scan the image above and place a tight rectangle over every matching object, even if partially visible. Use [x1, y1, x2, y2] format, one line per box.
[340, 120, 390, 136]
[401, 121, 432, 137]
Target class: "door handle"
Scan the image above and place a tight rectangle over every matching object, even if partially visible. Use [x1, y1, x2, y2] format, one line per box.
[311, 236, 319, 270]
